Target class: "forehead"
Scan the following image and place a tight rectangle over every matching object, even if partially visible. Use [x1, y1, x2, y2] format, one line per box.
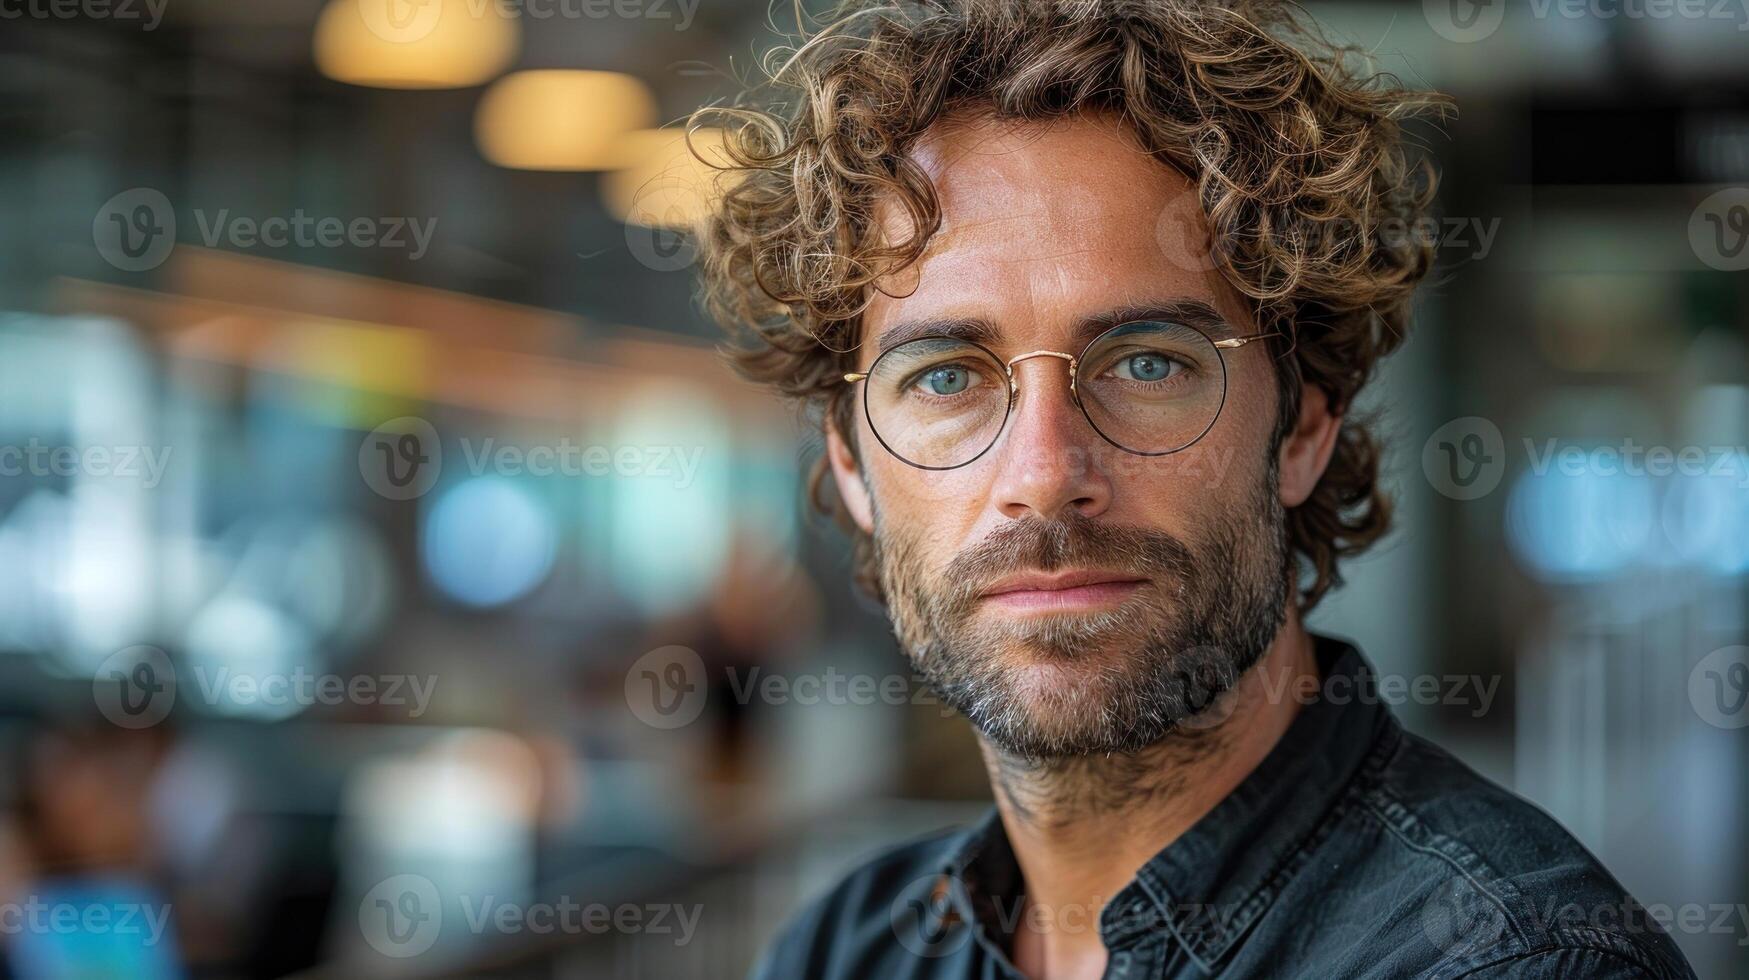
[862, 114, 1250, 356]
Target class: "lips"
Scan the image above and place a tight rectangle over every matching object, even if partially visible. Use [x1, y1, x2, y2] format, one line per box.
[978, 569, 1148, 612]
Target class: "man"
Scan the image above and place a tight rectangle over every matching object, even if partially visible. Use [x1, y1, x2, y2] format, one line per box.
[692, 1, 1697, 977]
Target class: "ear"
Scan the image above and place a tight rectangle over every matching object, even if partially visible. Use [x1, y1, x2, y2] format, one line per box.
[826, 416, 875, 534]
[1278, 383, 1342, 508]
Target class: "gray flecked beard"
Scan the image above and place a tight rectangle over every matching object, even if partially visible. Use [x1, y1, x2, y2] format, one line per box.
[872, 465, 1289, 760]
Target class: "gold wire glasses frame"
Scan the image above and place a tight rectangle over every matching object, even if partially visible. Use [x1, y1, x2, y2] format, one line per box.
[840, 321, 1281, 470]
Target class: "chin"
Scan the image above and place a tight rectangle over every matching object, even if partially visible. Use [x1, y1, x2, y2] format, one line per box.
[984, 661, 1150, 738]
[972, 609, 1159, 660]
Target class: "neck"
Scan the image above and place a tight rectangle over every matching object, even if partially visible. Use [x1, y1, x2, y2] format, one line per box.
[983, 614, 1320, 980]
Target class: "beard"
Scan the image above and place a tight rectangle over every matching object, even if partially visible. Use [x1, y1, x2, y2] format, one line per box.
[872, 463, 1290, 760]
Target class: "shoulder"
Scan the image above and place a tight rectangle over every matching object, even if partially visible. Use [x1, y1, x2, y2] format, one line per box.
[1330, 729, 1697, 979]
[749, 824, 967, 980]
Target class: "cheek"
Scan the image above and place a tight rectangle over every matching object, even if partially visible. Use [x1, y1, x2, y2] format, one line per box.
[863, 451, 988, 545]
[1100, 419, 1271, 516]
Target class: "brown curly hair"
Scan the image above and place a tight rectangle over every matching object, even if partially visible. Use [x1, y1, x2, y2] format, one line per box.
[690, 0, 1451, 611]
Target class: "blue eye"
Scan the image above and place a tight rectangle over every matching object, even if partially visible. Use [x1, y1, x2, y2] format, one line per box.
[1116, 352, 1177, 382]
[919, 365, 974, 395]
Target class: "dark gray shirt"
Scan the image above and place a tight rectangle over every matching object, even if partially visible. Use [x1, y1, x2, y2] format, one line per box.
[751, 635, 1697, 979]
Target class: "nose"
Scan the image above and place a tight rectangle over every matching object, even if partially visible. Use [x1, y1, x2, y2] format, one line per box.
[989, 356, 1113, 521]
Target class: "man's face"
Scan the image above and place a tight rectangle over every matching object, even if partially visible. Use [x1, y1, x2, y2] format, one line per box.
[831, 115, 1297, 759]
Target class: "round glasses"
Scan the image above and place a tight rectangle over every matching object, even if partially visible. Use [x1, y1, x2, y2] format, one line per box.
[842, 320, 1278, 470]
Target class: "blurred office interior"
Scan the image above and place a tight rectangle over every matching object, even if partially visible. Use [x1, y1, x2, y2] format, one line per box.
[0, 1, 1745, 976]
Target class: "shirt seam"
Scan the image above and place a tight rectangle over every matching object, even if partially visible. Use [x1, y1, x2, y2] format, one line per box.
[1358, 779, 1534, 956]
[1149, 707, 1408, 969]
[1446, 936, 1677, 980]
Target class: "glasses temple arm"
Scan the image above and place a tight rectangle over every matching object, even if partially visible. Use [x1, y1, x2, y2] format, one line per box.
[1211, 330, 1283, 350]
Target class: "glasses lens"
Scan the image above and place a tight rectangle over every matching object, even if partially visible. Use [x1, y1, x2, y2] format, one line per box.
[865, 338, 1009, 468]
[1075, 320, 1227, 455]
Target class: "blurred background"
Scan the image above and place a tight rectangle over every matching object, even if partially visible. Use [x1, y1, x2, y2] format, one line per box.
[0, 0, 1745, 977]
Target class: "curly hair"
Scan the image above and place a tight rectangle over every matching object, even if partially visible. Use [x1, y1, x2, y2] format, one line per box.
[690, 0, 1451, 611]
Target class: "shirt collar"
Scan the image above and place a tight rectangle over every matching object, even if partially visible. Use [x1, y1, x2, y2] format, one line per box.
[937, 634, 1403, 970]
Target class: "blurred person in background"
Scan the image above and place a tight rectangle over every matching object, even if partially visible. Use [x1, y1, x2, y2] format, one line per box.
[1, 720, 183, 979]
[693, 1, 1699, 978]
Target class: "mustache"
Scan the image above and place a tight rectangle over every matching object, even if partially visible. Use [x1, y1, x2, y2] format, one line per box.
[935, 513, 1196, 611]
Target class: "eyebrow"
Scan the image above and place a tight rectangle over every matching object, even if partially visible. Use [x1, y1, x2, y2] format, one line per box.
[873, 298, 1236, 356]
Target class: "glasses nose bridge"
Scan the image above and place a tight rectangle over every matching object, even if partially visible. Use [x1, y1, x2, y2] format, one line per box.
[1004, 349, 1079, 396]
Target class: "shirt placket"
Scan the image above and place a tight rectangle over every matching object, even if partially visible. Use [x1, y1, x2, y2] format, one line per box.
[1099, 885, 1167, 980]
